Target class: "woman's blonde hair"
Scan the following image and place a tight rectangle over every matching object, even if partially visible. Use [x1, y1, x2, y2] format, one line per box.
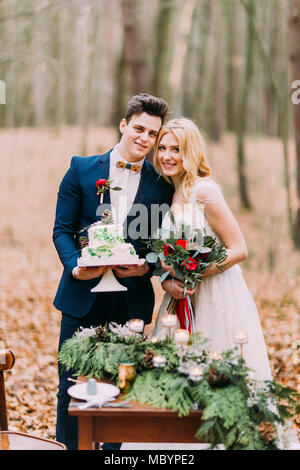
[153, 117, 211, 201]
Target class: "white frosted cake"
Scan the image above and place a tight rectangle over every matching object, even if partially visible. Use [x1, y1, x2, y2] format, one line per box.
[77, 221, 140, 266]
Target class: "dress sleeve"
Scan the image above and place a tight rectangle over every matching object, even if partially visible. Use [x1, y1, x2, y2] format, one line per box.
[193, 180, 225, 207]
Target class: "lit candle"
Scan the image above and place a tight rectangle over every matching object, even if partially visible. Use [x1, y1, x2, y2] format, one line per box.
[151, 336, 158, 344]
[233, 330, 248, 358]
[152, 355, 166, 368]
[161, 315, 177, 327]
[174, 329, 189, 345]
[129, 319, 144, 333]
[174, 329, 189, 366]
[188, 366, 204, 382]
[210, 352, 221, 361]
[234, 331, 248, 344]
[162, 314, 177, 340]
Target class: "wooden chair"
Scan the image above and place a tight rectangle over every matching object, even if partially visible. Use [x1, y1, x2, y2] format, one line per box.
[0, 349, 66, 450]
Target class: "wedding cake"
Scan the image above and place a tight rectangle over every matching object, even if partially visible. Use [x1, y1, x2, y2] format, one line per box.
[77, 211, 139, 266]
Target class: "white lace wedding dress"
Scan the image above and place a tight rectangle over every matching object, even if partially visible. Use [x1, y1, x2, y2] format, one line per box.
[121, 179, 272, 451]
[154, 180, 272, 381]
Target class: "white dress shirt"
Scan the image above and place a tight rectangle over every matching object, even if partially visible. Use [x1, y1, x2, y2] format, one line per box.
[109, 145, 145, 226]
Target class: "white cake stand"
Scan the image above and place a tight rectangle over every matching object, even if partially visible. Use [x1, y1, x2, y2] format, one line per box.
[77, 259, 143, 292]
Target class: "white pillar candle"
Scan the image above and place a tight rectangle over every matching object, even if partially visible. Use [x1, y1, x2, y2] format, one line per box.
[188, 366, 204, 382]
[129, 319, 144, 333]
[152, 355, 166, 368]
[174, 329, 189, 344]
[234, 330, 248, 344]
[210, 352, 221, 361]
[151, 336, 158, 344]
[161, 314, 177, 327]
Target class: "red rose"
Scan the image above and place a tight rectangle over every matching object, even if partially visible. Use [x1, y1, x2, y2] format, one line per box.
[182, 257, 198, 271]
[197, 252, 210, 260]
[96, 179, 107, 187]
[175, 239, 189, 250]
[163, 243, 175, 256]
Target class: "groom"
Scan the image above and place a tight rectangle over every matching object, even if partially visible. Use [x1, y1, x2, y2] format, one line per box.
[53, 93, 174, 449]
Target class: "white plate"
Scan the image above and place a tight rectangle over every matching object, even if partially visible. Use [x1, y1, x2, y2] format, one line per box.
[67, 383, 120, 401]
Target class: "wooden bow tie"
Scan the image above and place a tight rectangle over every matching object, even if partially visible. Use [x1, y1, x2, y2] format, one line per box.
[116, 160, 141, 173]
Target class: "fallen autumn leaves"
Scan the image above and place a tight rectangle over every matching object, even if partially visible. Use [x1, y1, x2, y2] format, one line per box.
[0, 127, 299, 442]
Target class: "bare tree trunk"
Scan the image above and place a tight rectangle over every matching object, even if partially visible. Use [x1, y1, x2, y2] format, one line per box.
[114, 0, 146, 128]
[56, 6, 68, 128]
[169, 0, 197, 115]
[121, 0, 146, 96]
[114, 43, 128, 129]
[209, 1, 225, 142]
[32, 8, 47, 126]
[75, 3, 91, 155]
[152, 0, 177, 103]
[288, 0, 300, 248]
[225, 0, 241, 132]
[236, 0, 254, 210]
[197, 0, 218, 129]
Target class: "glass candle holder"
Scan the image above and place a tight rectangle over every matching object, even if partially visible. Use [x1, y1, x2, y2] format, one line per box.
[174, 329, 189, 365]
[152, 355, 166, 368]
[233, 330, 248, 358]
[162, 314, 177, 340]
[188, 366, 204, 382]
[129, 319, 144, 333]
[174, 329, 189, 344]
[118, 363, 136, 392]
[209, 351, 221, 361]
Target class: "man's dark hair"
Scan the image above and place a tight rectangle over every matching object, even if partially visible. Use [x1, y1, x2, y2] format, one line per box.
[125, 93, 168, 124]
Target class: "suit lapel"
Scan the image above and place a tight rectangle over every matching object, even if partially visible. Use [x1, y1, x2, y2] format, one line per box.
[95, 150, 112, 218]
[132, 160, 152, 206]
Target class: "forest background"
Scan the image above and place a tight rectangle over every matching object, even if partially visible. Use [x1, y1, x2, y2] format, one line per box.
[0, 0, 299, 440]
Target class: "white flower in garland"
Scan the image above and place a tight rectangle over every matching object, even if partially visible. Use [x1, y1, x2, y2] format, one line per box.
[177, 339, 208, 363]
[178, 359, 207, 376]
[74, 326, 97, 339]
[109, 321, 137, 338]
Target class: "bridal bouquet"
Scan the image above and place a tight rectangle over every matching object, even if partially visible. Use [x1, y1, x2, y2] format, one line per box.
[145, 219, 227, 332]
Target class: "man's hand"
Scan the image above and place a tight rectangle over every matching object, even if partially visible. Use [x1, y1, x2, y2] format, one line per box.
[112, 259, 149, 278]
[73, 266, 108, 281]
[161, 278, 196, 300]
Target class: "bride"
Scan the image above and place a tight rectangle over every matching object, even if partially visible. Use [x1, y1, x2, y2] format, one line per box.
[153, 117, 272, 381]
[121, 117, 273, 451]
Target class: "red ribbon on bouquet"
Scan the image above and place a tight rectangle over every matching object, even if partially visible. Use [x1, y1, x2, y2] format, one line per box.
[167, 297, 195, 333]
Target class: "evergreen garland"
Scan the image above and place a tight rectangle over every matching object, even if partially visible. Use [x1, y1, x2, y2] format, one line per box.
[58, 323, 300, 450]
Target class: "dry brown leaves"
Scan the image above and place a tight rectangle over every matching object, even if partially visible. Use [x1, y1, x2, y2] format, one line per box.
[0, 128, 299, 442]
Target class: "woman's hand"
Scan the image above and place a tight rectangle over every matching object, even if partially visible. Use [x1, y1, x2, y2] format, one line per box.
[161, 278, 196, 300]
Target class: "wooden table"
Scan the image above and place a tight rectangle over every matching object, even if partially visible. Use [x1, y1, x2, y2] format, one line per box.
[68, 394, 203, 450]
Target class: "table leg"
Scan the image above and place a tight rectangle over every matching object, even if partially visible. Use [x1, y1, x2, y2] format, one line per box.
[78, 416, 93, 450]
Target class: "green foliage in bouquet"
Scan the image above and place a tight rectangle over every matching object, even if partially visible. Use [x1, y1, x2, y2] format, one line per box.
[144, 221, 227, 291]
[58, 324, 300, 450]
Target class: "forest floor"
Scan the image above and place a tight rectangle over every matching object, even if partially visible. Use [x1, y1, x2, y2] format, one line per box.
[0, 126, 299, 441]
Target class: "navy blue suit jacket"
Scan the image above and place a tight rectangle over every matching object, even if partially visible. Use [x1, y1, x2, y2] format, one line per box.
[53, 150, 174, 324]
